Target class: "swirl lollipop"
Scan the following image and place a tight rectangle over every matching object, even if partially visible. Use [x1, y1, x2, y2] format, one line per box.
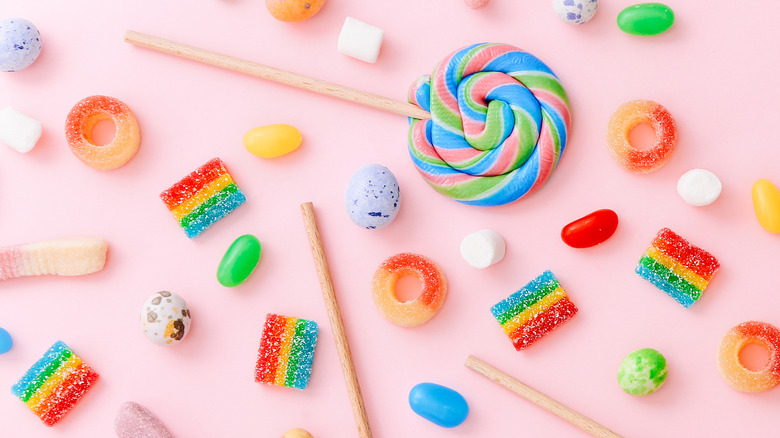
[408, 43, 571, 206]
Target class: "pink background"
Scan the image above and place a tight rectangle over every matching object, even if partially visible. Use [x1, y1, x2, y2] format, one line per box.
[2, 0, 780, 436]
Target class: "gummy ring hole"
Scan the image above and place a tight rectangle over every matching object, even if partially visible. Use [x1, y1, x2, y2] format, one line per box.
[739, 341, 771, 372]
[90, 118, 117, 146]
[394, 274, 424, 303]
[627, 123, 656, 151]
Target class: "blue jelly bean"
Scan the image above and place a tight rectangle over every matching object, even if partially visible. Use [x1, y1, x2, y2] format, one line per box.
[0, 327, 12, 354]
[408, 382, 469, 428]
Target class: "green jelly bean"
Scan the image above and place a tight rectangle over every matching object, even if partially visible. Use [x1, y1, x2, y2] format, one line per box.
[617, 3, 674, 36]
[217, 234, 262, 287]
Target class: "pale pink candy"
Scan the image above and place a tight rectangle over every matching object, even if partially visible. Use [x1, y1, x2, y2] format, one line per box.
[115, 402, 173, 438]
[465, 0, 489, 9]
[0, 237, 107, 280]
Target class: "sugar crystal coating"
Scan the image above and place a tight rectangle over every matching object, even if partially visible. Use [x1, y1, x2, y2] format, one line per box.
[717, 321, 780, 393]
[255, 314, 318, 390]
[115, 401, 173, 438]
[371, 253, 448, 327]
[617, 348, 668, 395]
[491, 270, 577, 350]
[606, 100, 676, 174]
[11, 341, 99, 426]
[160, 158, 246, 238]
[635, 228, 719, 307]
[0, 237, 108, 281]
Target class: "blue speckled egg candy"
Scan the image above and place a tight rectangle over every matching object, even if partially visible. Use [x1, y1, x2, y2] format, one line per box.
[0, 18, 42, 72]
[345, 164, 401, 229]
[552, 0, 598, 25]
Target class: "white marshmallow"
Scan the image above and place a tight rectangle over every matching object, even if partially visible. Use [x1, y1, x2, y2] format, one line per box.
[677, 169, 722, 206]
[337, 17, 384, 63]
[0, 107, 42, 153]
[460, 229, 506, 269]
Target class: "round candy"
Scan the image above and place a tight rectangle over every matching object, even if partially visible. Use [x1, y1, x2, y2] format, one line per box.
[0, 18, 42, 72]
[617, 348, 668, 395]
[606, 99, 676, 174]
[677, 169, 722, 206]
[371, 253, 447, 327]
[217, 234, 262, 287]
[141, 291, 192, 346]
[752, 179, 780, 233]
[553, 0, 598, 25]
[617, 3, 675, 36]
[0, 327, 12, 354]
[266, 0, 326, 21]
[407, 43, 571, 206]
[718, 321, 780, 392]
[409, 382, 469, 428]
[464, 0, 490, 9]
[281, 429, 314, 438]
[243, 124, 302, 158]
[345, 164, 401, 229]
[460, 229, 506, 268]
[561, 209, 618, 248]
[65, 95, 140, 170]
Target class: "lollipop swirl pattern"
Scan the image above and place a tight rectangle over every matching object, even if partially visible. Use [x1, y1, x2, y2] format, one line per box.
[408, 43, 571, 206]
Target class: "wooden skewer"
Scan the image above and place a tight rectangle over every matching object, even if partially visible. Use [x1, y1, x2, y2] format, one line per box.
[124, 30, 431, 120]
[301, 202, 373, 438]
[465, 355, 623, 438]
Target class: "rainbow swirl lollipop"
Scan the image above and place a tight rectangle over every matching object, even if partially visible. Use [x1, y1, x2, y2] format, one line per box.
[408, 43, 571, 206]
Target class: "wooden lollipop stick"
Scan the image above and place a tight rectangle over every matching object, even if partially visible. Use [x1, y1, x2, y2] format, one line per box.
[124, 30, 430, 120]
[301, 202, 372, 438]
[465, 355, 623, 438]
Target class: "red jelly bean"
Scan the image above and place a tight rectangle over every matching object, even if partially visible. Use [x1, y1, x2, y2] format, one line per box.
[561, 209, 619, 248]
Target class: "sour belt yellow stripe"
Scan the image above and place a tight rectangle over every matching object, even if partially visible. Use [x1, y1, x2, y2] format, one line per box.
[274, 318, 298, 386]
[170, 173, 233, 220]
[646, 246, 707, 290]
[501, 287, 567, 335]
[25, 356, 82, 413]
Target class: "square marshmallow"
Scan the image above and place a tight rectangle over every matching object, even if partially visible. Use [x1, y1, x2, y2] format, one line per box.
[337, 17, 384, 63]
[0, 107, 42, 153]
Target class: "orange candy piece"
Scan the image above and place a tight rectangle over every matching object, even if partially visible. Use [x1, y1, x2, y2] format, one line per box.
[266, 0, 326, 22]
[371, 253, 447, 327]
[65, 95, 140, 170]
[606, 99, 677, 174]
[717, 321, 780, 393]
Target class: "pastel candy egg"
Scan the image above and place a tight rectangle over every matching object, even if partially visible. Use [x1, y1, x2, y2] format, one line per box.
[552, 0, 598, 25]
[677, 169, 722, 206]
[0, 18, 42, 72]
[243, 124, 302, 158]
[752, 178, 780, 233]
[617, 3, 675, 36]
[0, 327, 12, 354]
[141, 291, 192, 346]
[409, 383, 469, 428]
[217, 234, 262, 287]
[281, 429, 313, 438]
[617, 348, 668, 395]
[345, 164, 401, 229]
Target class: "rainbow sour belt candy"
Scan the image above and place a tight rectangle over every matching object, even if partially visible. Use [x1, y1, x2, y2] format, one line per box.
[160, 157, 246, 238]
[491, 270, 577, 350]
[407, 43, 571, 206]
[255, 314, 319, 389]
[635, 228, 720, 308]
[11, 341, 99, 426]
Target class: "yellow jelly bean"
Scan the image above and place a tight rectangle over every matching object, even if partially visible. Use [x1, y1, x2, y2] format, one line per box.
[752, 178, 780, 233]
[243, 124, 302, 158]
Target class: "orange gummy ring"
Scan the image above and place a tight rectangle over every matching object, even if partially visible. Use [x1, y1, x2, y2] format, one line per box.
[65, 95, 140, 170]
[606, 99, 677, 174]
[371, 253, 447, 327]
[717, 321, 780, 393]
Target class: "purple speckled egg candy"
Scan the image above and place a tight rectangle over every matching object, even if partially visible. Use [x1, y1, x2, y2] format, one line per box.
[552, 0, 598, 25]
[0, 18, 42, 72]
[345, 164, 401, 229]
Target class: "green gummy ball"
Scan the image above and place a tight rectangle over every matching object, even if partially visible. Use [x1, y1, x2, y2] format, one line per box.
[617, 348, 668, 395]
[217, 234, 262, 287]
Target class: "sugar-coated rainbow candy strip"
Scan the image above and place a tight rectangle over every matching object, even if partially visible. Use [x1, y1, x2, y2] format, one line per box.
[491, 270, 577, 350]
[255, 314, 318, 390]
[159, 157, 246, 238]
[635, 228, 720, 308]
[11, 341, 99, 426]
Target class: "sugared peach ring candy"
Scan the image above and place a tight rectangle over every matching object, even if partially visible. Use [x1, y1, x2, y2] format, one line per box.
[606, 99, 677, 174]
[717, 321, 780, 393]
[371, 253, 447, 327]
[65, 95, 140, 170]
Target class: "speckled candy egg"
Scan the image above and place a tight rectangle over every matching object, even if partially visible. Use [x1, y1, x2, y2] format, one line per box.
[345, 164, 401, 229]
[552, 0, 598, 25]
[141, 291, 192, 346]
[0, 18, 42, 72]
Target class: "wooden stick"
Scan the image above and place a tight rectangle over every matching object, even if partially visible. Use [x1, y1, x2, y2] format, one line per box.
[301, 202, 372, 438]
[465, 355, 623, 438]
[124, 30, 431, 120]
